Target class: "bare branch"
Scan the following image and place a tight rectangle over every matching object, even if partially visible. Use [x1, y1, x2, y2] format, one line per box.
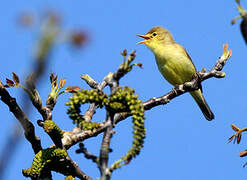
[99, 113, 114, 180]
[62, 122, 110, 150]
[81, 74, 99, 89]
[82, 75, 108, 122]
[65, 155, 93, 180]
[0, 86, 42, 154]
[113, 50, 136, 82]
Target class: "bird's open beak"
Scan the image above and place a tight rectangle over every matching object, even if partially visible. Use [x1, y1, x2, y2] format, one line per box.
[136, 34, 151, 44]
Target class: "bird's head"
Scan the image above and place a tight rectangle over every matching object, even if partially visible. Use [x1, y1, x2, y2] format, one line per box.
[136, 26, 174, 51]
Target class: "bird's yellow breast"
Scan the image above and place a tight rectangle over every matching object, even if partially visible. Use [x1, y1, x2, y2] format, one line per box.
[152, 43, 196, 86]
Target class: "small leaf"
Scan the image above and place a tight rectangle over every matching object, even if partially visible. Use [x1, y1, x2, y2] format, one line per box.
[65, 86, 80, 92]
[130, 50, 136, 57]
[237, 133, 242, 144]
[231, 19, 237, 25]
[233, 135, 237, 144]
[228, 49, 232, 58]
[231, 124, 240, 132]
[227, 135, 235, 144]
[12, 72, 20, 85]
[240, 17, 247, 44]
[221, 43, 232, 59]
[59, 79, 66, 88]
[6, 78, 14, 87]
[240, 150, 247, 157]
[50, 73, 54, 83]
[50, 73, 57, 85]
[223, 44, 228, 53]
[135, 63, 143, 68]
[121, 49, 127, 57]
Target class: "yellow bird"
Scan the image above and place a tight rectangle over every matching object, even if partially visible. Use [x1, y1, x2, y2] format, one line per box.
[137, 26, 214, 120]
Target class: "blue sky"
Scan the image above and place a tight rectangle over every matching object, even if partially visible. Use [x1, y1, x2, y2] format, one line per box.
[0, 0, 247, 179]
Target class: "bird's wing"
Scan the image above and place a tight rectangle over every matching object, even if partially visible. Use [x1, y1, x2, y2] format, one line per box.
[175, 43, 203, 92]
[175, 43, 197, 71]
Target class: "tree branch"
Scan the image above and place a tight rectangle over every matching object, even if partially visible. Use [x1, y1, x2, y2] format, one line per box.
[62, 122, 110, 150]
[0, 86, 42, 154]
[65, 155, 93, 180]
[99, 113, 114, 180]
[62, 44, 231, 152]
[115, 44, 232, 123]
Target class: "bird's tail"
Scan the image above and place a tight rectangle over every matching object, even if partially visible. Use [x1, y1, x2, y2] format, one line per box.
[190, 90, 214, 121]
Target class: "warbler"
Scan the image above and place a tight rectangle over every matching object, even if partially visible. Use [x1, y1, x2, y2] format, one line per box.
[137, 26, 214, 120]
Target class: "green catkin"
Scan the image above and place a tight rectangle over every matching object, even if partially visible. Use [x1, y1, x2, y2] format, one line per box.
[66, 87, 145, 171]
[22, 148, 68, 178]
[109, 87, 145, 170]
[65, 176, 75, 180]
[66, 89, 108, 125]
[43, 120, 63, 139]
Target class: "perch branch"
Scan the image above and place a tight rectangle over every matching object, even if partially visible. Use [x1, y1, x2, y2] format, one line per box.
[114, 44, 232, 123]
[62, 44, 231, 151]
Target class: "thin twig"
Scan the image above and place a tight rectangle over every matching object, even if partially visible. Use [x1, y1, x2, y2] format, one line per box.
[82, 77, 108, 122]
[65, 155, 93, 180]
[76, 143, 99, 163]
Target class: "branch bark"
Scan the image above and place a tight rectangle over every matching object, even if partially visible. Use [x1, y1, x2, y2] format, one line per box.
[0, 86, 42, 154]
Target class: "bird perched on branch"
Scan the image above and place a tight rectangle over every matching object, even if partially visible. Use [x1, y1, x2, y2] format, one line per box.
[137, 26, 214, 120]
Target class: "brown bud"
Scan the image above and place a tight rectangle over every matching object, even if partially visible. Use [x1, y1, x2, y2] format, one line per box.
[17, 12, 34, 28]
[12, 72, 20, 85]
[223, 44, 228, 52]
[130, 50, 136, 57]
[6, 78, 14, 87]
[237, 133, 242, 144]
[229, 49, 232, 57]
[121, 49, 127, 57]
[65, 86, 80, 92]
[50, 73, 57, 86]
[59, 79, 66, 88]
[136, 63, 143, 68]
[231, 124, 240, 132]
[201, 68, 206, 73]
[70, 31, 87, 47]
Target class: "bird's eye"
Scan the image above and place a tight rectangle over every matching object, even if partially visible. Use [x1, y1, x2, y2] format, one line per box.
[152, 33, 157, 37]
